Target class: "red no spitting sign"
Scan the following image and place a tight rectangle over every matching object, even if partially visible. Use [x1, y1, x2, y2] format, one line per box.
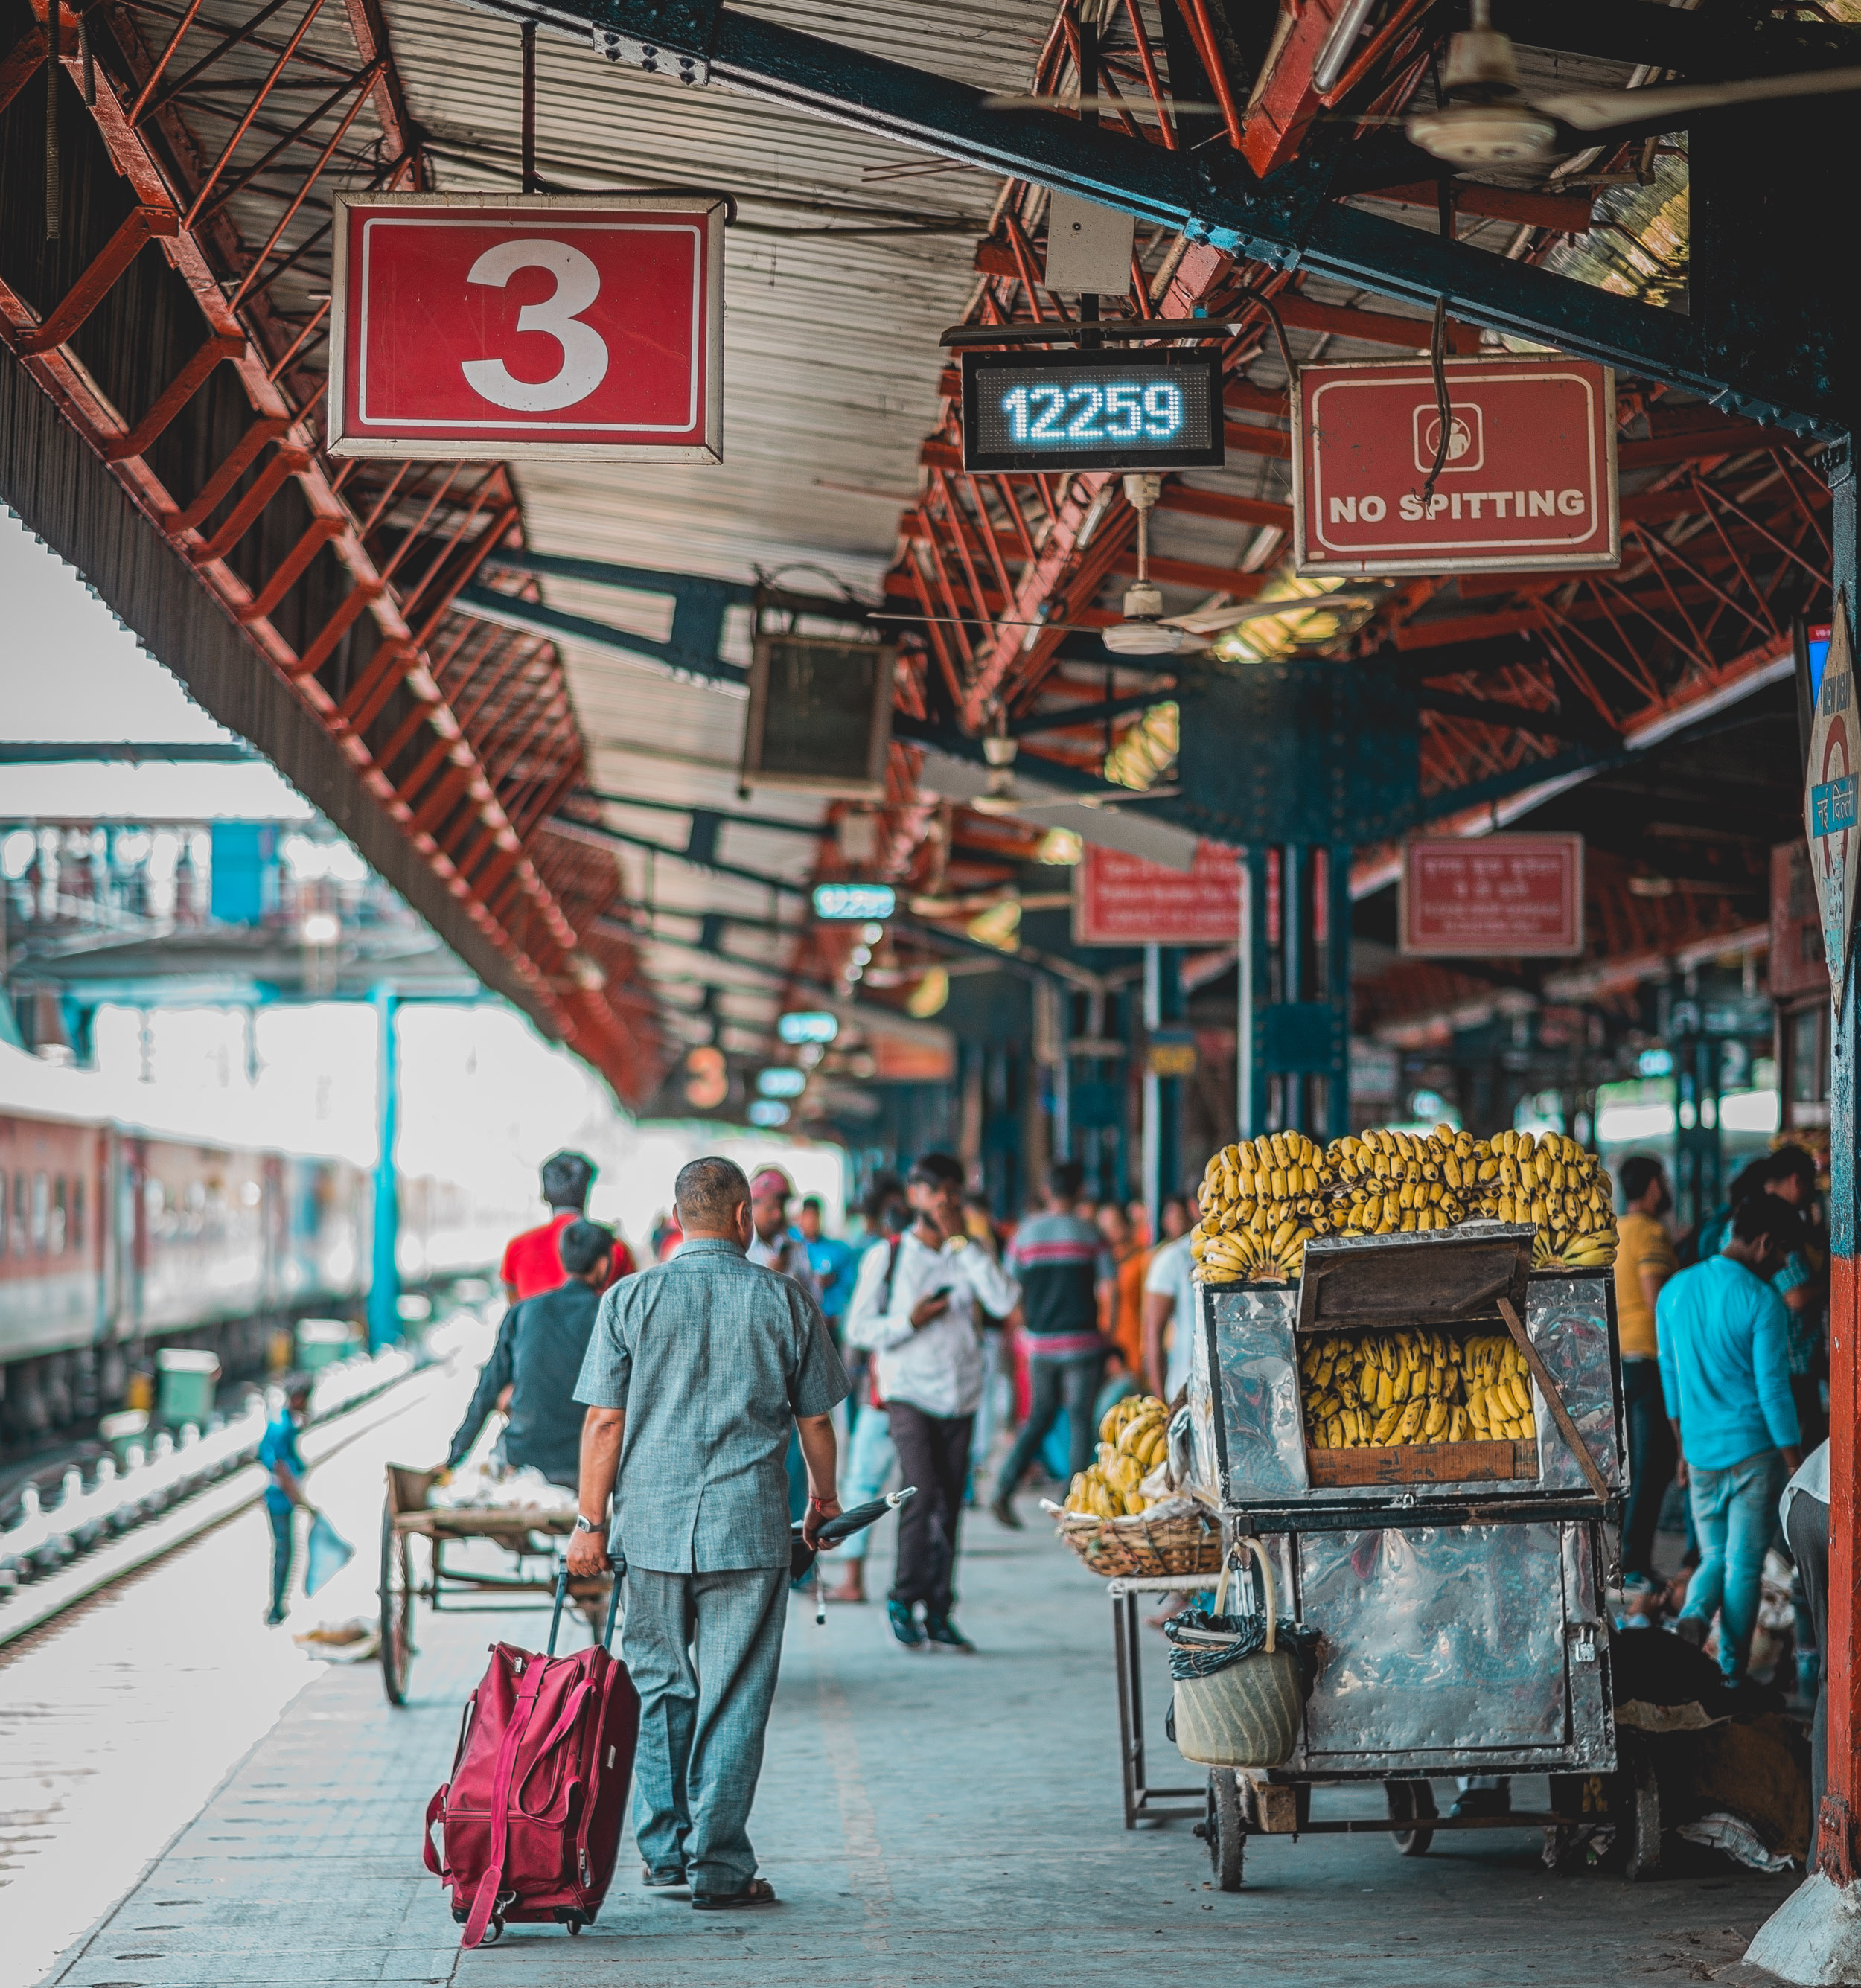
[328, 192, 724, 461]
[1292, 356, 1618, 576]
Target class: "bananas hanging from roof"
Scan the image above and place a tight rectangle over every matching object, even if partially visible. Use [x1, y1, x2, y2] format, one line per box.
[1193, 1121, 1618, 1287]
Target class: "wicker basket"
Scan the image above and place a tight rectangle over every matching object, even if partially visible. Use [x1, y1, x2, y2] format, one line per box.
[1050, 1498, 1224, 1579]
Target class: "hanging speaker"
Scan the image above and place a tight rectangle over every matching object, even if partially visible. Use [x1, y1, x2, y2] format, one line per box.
[741, 634, 895, 798]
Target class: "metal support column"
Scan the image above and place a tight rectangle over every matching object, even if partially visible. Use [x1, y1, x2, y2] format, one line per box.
[1142, 944, 1184, 1236]
[1747, 439, 1855, 1977]
[367, 982, 400, 1351]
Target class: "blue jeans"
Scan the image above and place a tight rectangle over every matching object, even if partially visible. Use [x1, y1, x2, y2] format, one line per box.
[622, 1564, 789, 1895]
[1681, 1449, 1787, 1680]
[266, 1503, 294, 1617]
[826, 1401, 896, 1565]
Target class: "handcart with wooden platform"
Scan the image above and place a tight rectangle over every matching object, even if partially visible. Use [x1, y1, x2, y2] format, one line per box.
[1180, 1222, 1632, 1888]
[378, 1464, 610, 1706]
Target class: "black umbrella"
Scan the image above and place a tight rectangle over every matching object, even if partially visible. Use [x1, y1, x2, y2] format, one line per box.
[789, 1486, 916, 1583]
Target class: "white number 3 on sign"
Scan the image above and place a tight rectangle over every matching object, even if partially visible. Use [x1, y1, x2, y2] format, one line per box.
[460, 239, 610, 412]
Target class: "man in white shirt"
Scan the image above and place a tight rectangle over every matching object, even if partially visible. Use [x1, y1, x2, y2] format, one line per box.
[1142, 1230, 1199, 1402]
[845, 1151, 1020, 1652]
[745, 1167, 822, 1304]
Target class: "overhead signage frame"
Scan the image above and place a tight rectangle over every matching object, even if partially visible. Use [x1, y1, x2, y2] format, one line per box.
[328, 191, 725, 462]
[1400, 834, 1586, 958]
[1075, 840, 1242, 947]
[961, 348, 1225, 475]
[1292, 355, 1618, 576]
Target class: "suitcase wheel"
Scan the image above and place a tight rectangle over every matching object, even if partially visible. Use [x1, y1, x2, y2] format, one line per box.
[568, 1921, 583, 1936]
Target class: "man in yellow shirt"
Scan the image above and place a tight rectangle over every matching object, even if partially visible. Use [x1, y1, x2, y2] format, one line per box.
[1615, 1155, 1680, 1588]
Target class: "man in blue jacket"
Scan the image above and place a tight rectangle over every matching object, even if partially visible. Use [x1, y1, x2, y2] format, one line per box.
[1658, 1196, 1810, 1682]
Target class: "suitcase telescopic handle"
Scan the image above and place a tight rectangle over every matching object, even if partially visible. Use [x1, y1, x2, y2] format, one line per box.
[548, 1564, 569, 1655]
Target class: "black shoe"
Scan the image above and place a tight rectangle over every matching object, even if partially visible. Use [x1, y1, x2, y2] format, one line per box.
[923, 1615, 976, 1653]
[265, 1606, 287, 1626]
[1449, 1787, 1512, 1819]
[1672, 1615, 1710, 1650]
[887, 1599, 925, 1649]
[642, 1864, 689, 1890]
[989, 1493, 1023, 1530]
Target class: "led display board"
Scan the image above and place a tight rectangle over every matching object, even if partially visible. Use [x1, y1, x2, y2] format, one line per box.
[813, 883, 895, 921]
[961, 349, 1225, 473]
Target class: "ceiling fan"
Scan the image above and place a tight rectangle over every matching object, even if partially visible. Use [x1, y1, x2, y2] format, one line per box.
[1404, 0, 1861, 168]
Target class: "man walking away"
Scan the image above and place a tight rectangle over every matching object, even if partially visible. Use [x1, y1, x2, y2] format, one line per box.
[845, 1152, 1020, 1651]
[258, 1380, 313, 1625]
[992, 1161, 1114, 1527]
[1614, 1156, 1679, 1591]
[502, 1150, 634, 1303]
[1659, 1196, 1809, 1683]
[445, 1221, 616, 1488]
[568, 1158, 847, 1909]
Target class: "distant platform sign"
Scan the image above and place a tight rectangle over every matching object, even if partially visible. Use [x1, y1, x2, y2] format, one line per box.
[963, 350, 1225, 473]
[1293, 357, 1617, 576]
[1400, 834, 1585, 957]
[328, 192, 724, 461]
[1076, 840, 1241, 946]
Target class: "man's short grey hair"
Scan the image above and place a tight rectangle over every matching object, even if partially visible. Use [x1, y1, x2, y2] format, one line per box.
[675, 1156, 750, 1228]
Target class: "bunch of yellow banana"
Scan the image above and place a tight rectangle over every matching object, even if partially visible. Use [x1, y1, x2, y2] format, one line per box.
[1192, 1130, 1330, 1285]
[1300, 1327, 1539, 1449]
[1193, 1121, 1619, 1286]
[1456, 1332, 1540, 1442]
[1066, 1394, 1171, 1517]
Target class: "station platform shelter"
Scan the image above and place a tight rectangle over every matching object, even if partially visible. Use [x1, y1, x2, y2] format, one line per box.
[4, 0, 1861, 1979]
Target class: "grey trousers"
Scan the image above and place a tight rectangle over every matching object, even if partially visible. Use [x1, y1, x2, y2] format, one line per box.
[621, 1564, 790, 1895]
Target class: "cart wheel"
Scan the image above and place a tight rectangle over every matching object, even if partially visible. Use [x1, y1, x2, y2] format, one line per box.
[1613, 1730, 1662, 1881]
[380, 1504, 417, 1707]
[1205, 1770, 1246, 1890]
[1385, 1778, 1437, 1856]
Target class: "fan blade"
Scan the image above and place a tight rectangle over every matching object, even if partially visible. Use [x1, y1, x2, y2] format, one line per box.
[1531, 65, 1861, 134]
[1161, 593, 1382, 634]
[983, 92, 1225, 115]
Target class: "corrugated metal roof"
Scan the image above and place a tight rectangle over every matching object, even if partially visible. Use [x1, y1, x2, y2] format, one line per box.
[371, 0, 1059, 1038]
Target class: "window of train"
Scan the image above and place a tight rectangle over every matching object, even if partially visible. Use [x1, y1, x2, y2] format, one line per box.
[32, 1171, 48, 1252]
[51, 1177, 67, 1255]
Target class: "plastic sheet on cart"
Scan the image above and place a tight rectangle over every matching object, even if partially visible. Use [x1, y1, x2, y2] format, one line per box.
[1525, 1277, 1623, 1493]
[1297, 1523, 1574, 1760]
[1204, 1284, 1309, 1503]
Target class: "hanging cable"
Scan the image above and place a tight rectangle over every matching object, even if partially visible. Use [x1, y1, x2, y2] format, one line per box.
[1418, 295, 1452, 510]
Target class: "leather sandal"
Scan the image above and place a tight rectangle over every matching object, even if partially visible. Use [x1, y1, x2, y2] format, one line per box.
[692, 1878, 778, 1910]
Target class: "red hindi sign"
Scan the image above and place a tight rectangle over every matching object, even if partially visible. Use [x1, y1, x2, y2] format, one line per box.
[1292, 357, 1617, 576]
[1400, 834, 1585, 957]
[328, 193, 724, 461]
[1075, 840, 1241, 946]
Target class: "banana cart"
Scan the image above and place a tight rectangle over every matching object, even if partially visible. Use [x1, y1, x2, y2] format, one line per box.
[1181, 1222, 1629, 1888]
[378, 1464, 609, 1707]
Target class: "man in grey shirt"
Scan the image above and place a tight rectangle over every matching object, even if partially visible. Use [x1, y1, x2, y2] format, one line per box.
[567, 1156, 849, 1910]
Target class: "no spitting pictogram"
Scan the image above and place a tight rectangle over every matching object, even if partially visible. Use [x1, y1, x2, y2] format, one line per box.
[1804, 596, 1858, 1001]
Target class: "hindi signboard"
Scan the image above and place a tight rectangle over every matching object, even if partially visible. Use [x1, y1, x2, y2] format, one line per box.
[1400, 834, 1585, 958]
[1804, 598, 1858, 1000]
[328, 192, 724, 461]
[1075, 840, 1241, 947]
[1292, 357, 1618, 576]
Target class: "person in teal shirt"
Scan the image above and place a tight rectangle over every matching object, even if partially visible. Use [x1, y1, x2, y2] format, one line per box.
[257, 1381, 312, 1626]
[797, 1196, 857, 1330]
[1658, 1198, 1810, 1682]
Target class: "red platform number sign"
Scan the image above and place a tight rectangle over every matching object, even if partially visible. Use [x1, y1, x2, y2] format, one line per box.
[1292, 356, 1617, 576]
[328, 193, 724, 462]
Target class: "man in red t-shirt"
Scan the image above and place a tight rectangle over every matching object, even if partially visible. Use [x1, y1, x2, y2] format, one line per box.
[502, 1150, 635, 1301]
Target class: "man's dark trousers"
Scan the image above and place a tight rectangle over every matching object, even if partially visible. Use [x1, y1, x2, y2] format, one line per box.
[887, 1401, 971, 1620]
[1000, 1350, 1106, 1492]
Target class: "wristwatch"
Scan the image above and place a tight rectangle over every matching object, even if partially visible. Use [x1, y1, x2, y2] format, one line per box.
[572, 1513, 603, 1534]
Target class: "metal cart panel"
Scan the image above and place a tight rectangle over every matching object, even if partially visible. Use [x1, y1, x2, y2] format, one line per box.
[1286, 1520, 1613, 1775]
[1201, 1260, 1624, 1525]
